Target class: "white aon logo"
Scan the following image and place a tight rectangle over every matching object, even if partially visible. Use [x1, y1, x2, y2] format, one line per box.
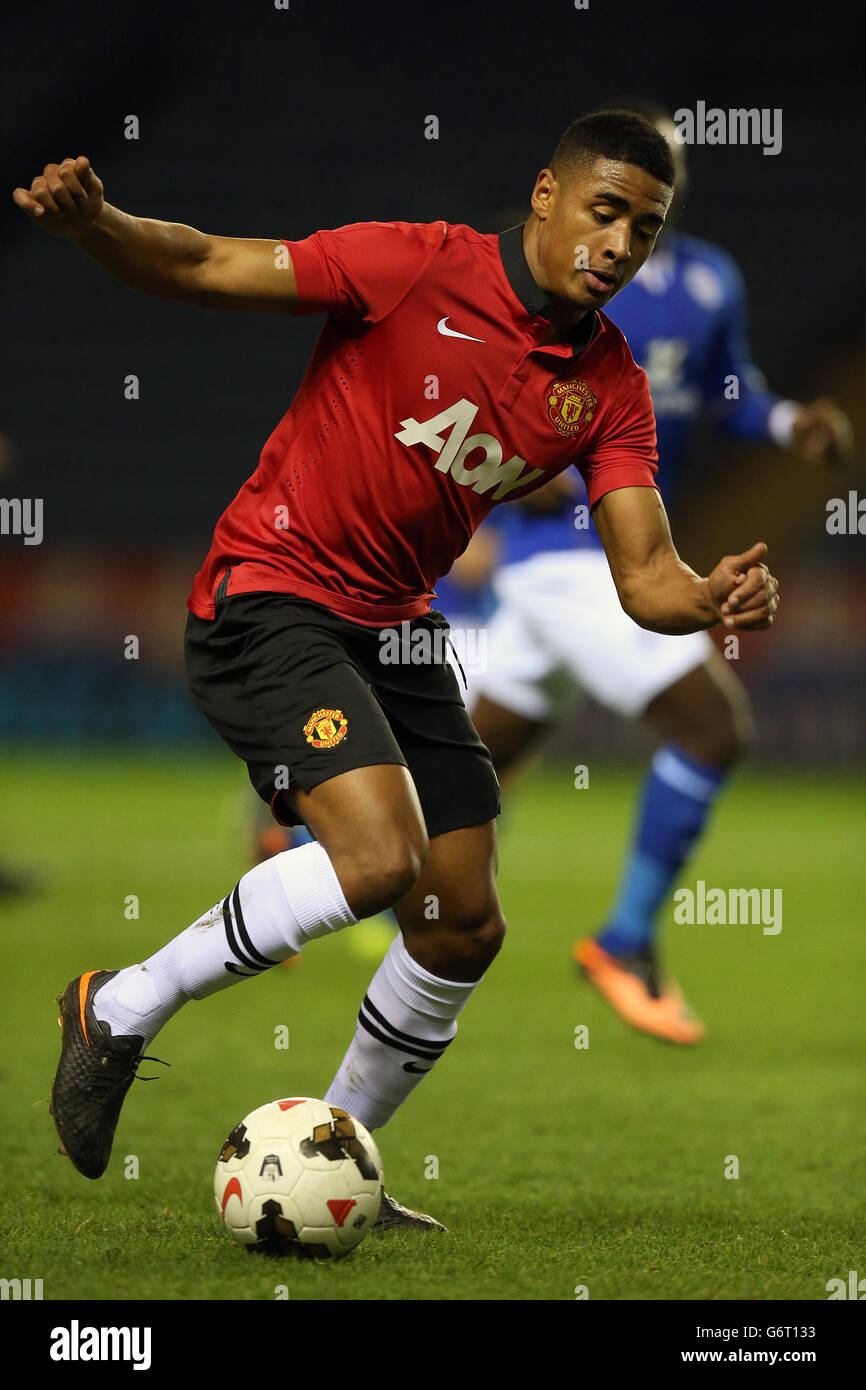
[395, 399, 544, 500]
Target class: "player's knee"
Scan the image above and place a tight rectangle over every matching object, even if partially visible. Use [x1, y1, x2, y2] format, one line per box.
[471, 906, 507, 966]
[402, 901, 505, 978]
[680, 675, 755, 768]
[346, 830, 428, 918]
[446, 903, 507, 973]
[377, 838, 427, 906]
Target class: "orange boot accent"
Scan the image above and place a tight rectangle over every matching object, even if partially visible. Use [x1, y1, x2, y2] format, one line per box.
[573, 938, 705, 1046]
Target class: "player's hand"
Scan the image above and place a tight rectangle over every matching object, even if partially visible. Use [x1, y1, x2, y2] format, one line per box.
[791, 398, 854, 467]
[708, 542, 780, 630]
[12, 156, 104, 237]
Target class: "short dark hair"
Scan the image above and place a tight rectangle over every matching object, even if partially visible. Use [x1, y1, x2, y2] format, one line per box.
[550, 110, 675, 188]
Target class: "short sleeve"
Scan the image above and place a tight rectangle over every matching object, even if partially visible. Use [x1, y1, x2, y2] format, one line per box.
[282, 220, 445, 322]
[577, 361, 659, 508]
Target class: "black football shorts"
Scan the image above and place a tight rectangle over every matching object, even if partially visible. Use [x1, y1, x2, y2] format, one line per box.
[184, 592, 500, 839]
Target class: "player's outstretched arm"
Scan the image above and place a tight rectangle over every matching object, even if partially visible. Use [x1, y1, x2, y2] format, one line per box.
[593, 486, 779, 635]
[12, 156, 298, 312]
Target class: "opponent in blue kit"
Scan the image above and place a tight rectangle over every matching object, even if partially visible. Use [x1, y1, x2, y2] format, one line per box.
[466, 99, 852, 1043]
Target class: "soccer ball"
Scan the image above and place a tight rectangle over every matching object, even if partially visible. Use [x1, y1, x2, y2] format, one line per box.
[214, 1097, 383, 1259]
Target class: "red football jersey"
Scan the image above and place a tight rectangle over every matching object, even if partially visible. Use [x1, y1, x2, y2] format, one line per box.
[188, 221, 658, 626]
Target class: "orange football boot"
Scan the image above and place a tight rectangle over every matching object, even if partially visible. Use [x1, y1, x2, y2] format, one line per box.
[573, 937, 705, 1045]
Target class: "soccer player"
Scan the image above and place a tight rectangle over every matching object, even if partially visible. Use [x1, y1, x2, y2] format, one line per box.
[468, 101, 851, 1045]
[14, 112, 779, 1229]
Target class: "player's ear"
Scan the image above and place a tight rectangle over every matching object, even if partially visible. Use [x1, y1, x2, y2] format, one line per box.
[530, 168, 557, 220]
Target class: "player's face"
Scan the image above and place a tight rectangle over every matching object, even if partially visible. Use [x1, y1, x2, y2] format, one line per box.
[529, 157, 672, 311]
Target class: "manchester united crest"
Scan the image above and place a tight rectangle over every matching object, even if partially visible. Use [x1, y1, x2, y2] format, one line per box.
[547, 378, 597, 437]
[303, 708, 348, 749]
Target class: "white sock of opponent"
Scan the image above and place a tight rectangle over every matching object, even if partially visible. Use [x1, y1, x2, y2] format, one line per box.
[93, 842, 356, 1051]
[325, 934, 481, 1130]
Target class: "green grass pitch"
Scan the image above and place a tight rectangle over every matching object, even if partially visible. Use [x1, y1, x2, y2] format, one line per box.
[1, 748, 863, 1301]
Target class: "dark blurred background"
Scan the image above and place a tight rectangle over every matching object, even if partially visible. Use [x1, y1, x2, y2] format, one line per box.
[2, 0, 864, 760]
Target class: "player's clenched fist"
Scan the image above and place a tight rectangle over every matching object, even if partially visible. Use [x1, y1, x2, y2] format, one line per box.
[708, 542, 780, 630]
[12, 156, 104, 235]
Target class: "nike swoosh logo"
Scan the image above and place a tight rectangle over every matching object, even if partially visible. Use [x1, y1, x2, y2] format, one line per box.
[437, 316, 485, 343]
[78, 971, 98, 1046]
[403, 1060, 433, 1074]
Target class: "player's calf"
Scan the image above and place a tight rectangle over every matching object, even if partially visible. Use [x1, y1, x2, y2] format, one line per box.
[324, 932, 484, 1131]
[324, 821, 505, 1129]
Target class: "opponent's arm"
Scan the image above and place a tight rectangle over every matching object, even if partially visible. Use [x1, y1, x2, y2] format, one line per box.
[592, 486, 779, 635]
[710, 262, 853, 466]
[12, 156, 298, 312]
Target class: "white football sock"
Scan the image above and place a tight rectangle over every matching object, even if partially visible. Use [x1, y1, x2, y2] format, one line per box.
[325, 934, 481, 1129]
[93, 842, 356, 1050]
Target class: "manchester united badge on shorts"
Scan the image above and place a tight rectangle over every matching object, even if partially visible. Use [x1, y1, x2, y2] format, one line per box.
[547, 378, 597, 437]
[302, 708, 349, 749]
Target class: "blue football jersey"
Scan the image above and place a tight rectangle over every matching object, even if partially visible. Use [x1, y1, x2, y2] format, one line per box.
[494, 231, 782, 566]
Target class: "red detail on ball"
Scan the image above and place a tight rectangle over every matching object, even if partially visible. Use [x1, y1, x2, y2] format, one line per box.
[221, 1176, 243, 1217]
[277, 1099, 306, 1110]
[327, 1198, 357, 1228]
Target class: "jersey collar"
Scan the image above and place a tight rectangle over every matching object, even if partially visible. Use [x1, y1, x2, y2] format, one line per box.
[498, 223, 599, 356]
